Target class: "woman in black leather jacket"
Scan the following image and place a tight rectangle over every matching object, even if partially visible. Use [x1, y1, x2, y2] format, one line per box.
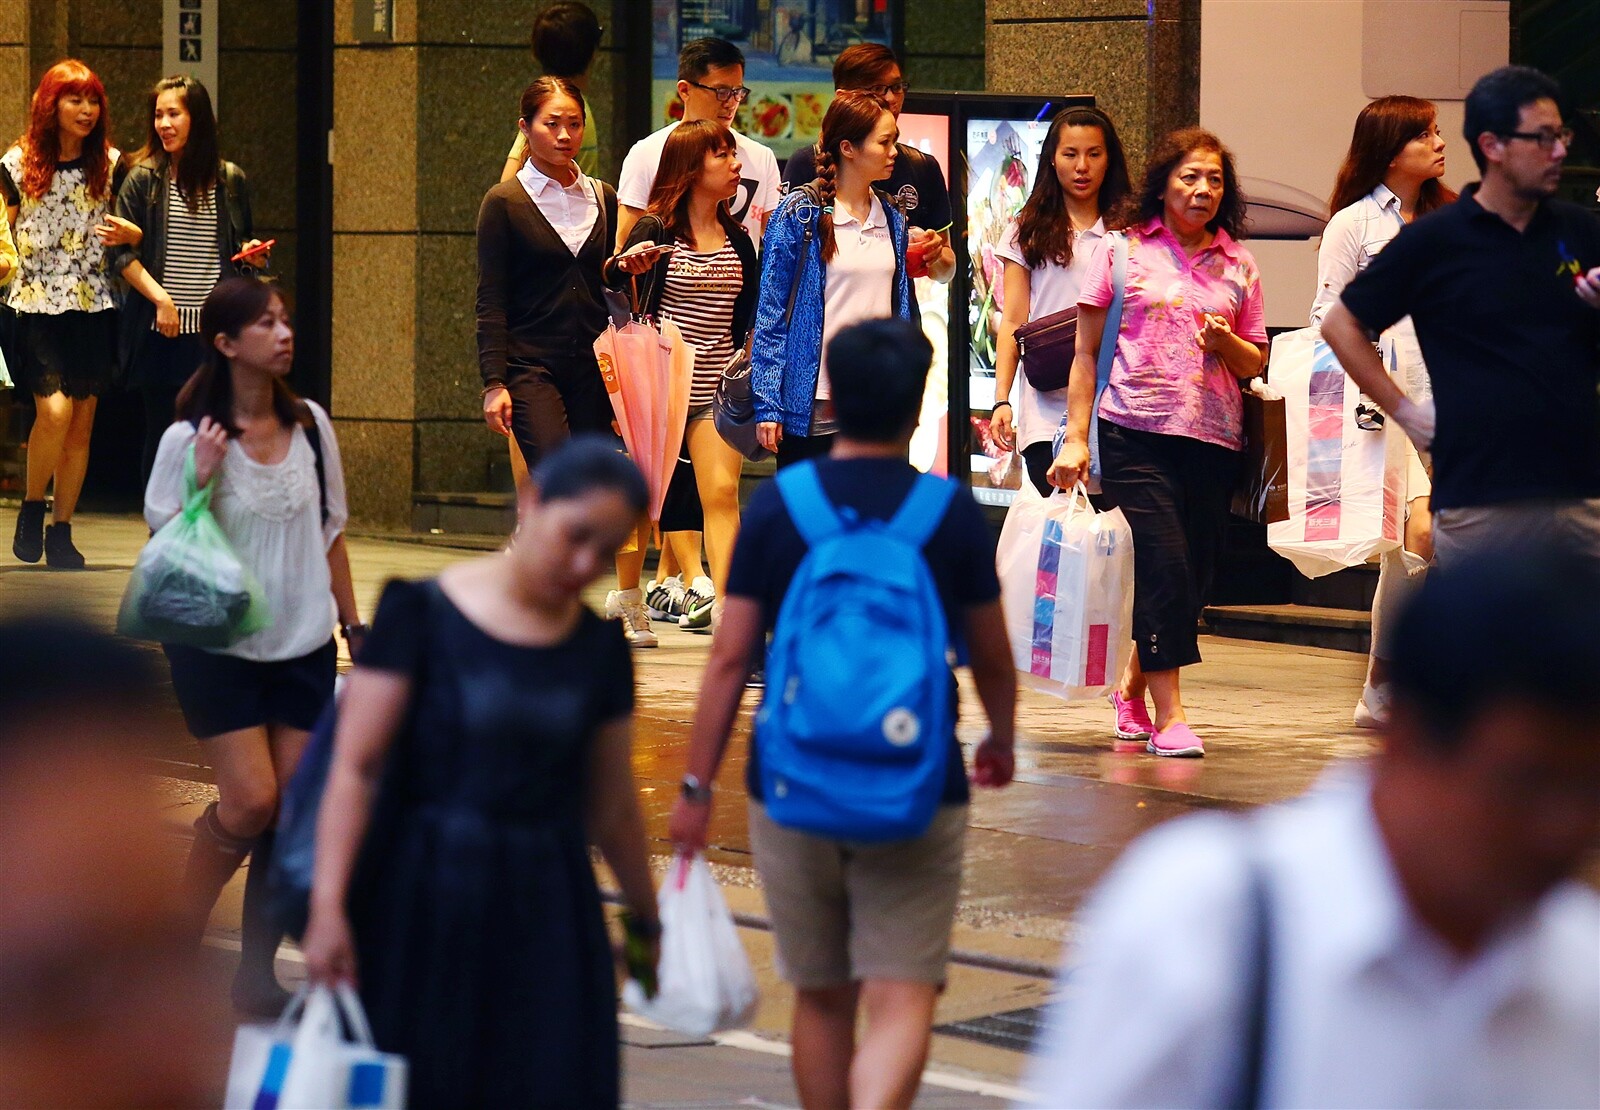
[110, 75, 264, 480]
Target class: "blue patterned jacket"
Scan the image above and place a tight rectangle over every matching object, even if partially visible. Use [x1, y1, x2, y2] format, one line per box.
[750, 186, 912, 435]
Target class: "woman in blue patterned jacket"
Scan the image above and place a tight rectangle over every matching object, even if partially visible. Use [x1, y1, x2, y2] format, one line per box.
[750, 90, 912, 468]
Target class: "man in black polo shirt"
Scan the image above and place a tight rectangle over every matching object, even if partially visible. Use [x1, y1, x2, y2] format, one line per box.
[783, 43, 956, 285]
[1322, 66, 1600, 565]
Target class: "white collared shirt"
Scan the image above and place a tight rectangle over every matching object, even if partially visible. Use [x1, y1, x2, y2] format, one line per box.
[516, 158, 599, 256]
[1313, 183, 1429, 401]
[817, 193, 894, 401]
[1028, 766, 1600, 1109]
[996, 217, 1108, 448]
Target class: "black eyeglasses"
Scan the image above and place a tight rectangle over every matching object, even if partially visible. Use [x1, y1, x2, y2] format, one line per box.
[689, 81, 751, 105]
[861, 82, 911, 99]
[1501, 127, 1574, 151]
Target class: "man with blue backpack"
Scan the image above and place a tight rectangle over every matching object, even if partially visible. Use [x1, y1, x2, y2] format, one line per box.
[669, 318, 1017, 1110]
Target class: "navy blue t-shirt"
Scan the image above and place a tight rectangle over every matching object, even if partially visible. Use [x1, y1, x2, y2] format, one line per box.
[726, 457, 1000, 804]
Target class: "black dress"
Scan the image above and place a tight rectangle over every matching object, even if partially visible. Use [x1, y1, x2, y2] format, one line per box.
[349, 578, 635, 1109]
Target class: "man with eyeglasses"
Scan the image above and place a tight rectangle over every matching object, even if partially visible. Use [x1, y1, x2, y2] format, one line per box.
[615, 37, 782, 249]
[1322, 66, 1600, 566]
[783, 44, 956, 285]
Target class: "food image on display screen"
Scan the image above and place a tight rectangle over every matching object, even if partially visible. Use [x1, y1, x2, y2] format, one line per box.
[965, 118, 1050, 374]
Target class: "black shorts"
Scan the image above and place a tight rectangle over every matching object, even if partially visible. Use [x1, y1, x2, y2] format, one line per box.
[164, 638, 337, 739]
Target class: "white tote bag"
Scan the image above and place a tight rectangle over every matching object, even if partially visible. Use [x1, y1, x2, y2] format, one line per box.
[1267, 328, 1405, 579]
[622, 852, 758, 1037]
[997, 481, 1134, 701]
[226, 984, 407, 1110]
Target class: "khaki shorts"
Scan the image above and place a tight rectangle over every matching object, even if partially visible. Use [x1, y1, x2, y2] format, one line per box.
[748, 802, 967, 989]
[1433, 498, 1600, 570]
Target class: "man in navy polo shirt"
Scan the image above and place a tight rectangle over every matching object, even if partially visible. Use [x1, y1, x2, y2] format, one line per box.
[1322, 66, 1600, 565]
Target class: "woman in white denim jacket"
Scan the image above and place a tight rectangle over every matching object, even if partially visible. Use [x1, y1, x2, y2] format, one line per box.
[1311, 95, 1455, 729]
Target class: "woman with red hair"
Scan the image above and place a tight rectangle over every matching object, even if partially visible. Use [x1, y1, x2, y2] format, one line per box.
[4, 59, 131, 569]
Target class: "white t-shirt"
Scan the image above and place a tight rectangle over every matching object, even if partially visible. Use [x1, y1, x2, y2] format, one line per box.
[817, 194, 894, 401]
[617, 122, 782, 247]
[144, 402, 349, 663]
[996, 218, 1106, 449]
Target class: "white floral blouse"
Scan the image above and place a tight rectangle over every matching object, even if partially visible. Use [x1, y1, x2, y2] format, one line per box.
[0, 144, 120, 315]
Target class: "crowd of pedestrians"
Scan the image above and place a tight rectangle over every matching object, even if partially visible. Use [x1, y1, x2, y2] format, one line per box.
[3, 2, 1599, 1105]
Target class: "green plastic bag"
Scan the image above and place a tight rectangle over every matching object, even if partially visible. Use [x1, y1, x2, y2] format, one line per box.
[117, 443, 272, 648]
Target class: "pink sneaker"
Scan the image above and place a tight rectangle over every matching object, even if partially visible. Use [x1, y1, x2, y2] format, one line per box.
[1148, 721, 1205, 758]
[1111, 691, 1154, 741]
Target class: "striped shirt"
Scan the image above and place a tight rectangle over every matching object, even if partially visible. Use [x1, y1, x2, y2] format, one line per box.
[658, 241, 742, 407]
[159, 179, 221, 334]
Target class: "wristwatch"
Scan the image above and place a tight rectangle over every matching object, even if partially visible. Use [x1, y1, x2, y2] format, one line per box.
[680, 773, 713, 804]
[340, 621, 370, 641]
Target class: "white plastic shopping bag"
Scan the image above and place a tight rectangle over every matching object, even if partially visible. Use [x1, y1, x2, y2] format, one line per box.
[225, 983, 407, 1110]
[1267, 328, 1405, 579]
[997, 481, 1134, 701]
[622, 852, 758, 1037]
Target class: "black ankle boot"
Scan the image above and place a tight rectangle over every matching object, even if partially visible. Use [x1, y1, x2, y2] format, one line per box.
[232, 829, 291, 1018]
[12, 500, 44, 563]
[44, 522, 85, 570]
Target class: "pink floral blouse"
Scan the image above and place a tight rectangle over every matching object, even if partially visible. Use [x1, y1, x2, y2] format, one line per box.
[1078, 218, 1267, 451]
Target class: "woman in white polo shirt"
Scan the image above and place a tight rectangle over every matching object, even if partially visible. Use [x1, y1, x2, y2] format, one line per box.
[750, 90, 912, 467]
[989, 106, 1133, 494]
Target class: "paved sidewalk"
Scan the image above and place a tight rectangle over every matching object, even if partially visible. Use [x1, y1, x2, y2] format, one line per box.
[3, 510, 1377, 1107]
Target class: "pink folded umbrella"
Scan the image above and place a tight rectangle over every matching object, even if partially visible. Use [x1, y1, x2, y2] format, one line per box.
[595, 315, 694, 521]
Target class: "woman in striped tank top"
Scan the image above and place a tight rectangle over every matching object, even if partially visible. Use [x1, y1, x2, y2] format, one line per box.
[110, 76, 265, 482]
[604, 120, 758, 631]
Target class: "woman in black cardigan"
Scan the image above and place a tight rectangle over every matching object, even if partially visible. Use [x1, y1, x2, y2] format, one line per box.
[604, 120, 758, 631]
[477, 76, 672, 644]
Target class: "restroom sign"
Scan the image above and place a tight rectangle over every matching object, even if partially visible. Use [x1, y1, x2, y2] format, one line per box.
[164, 0, 218, 107]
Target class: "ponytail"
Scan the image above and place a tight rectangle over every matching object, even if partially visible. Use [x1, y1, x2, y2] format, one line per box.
[811, 142, 839, 262]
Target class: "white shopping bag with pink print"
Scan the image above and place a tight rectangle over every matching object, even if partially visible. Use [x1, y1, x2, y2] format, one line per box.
[1267, 328, 1405, 579]
[997, 482, 1134, 701]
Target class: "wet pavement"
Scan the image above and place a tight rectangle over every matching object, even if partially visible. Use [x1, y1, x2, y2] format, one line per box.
[1, 510, 1379, 1106]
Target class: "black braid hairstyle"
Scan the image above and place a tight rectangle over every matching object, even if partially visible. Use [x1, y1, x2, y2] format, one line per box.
[810, 90, 892, 263]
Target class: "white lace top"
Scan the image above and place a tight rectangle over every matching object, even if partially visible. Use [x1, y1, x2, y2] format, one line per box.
[144, 401, 349, 662]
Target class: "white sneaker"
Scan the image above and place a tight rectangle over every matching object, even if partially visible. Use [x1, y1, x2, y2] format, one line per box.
[679, 576, 716, 632]
[605, 588, 658, 648]
[1353, 683, 1391, 729]
[645, 575, 686, 620]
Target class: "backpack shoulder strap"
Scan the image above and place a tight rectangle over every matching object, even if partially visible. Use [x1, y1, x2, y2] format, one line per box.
[775, 461, 843, 547]
[887, 473, 956, 549]
[303, 411, 329, 527]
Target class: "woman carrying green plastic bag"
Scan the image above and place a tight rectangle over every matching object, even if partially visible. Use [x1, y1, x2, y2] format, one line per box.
[118, 440, 271, 647]
[134, 275, 366, 1020]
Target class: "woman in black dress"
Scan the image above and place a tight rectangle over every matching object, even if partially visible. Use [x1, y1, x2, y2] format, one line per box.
[301, 436, 660, 1109]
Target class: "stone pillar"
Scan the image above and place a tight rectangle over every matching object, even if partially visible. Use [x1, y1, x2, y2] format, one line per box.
[986, 0, 1200, 169]
[905, 0, 985, 91]
[331, 0, 629, 529]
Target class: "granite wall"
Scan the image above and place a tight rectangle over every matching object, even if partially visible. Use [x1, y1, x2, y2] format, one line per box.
[329, 0, 636, 528]
[986, 0, 1200, 173]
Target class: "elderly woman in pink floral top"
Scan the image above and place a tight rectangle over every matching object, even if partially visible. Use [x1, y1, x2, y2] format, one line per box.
[1050, 127, 1268, 758]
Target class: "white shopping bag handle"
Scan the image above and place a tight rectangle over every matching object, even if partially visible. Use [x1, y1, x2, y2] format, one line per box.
[333, 982, 378, 1048]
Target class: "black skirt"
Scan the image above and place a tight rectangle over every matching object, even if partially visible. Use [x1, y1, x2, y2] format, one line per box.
[11, 309, 117, 398]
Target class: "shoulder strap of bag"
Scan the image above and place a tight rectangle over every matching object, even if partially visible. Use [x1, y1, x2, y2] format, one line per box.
[1096, 232, 1128, 392]
[784, 185, 821, 327]
[303, 415, 329, 527]
[887, 473, 956, 550]
[776, 460, 843, 547]
[1233, 822, 1273, 1110]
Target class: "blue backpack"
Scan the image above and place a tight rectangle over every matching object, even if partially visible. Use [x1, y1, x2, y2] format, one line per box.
[756, 462, 957, 842]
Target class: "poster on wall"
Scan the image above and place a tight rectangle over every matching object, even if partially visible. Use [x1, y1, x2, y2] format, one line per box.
[650, 0, 898, 160]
